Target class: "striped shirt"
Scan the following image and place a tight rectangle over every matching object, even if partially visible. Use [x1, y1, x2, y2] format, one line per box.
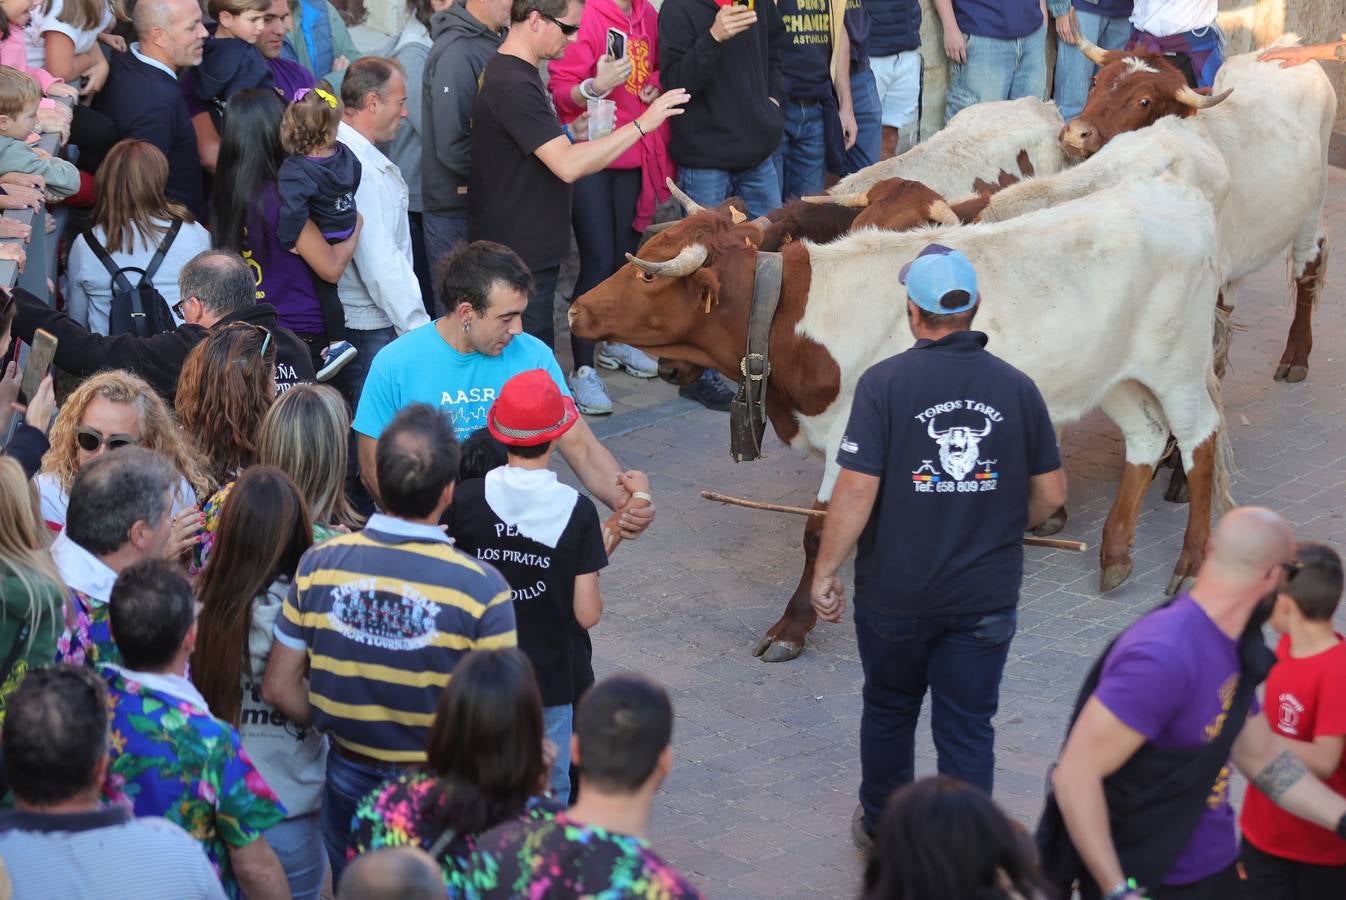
[274, 513, 516, 762]
[0, 806, 226, 899]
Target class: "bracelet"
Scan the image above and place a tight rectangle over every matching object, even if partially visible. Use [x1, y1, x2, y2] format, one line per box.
[630, 491, 652, 502]
[1103, 878, 1144, 900]
[632, 119, 647, 137]
[579, 78, 600, 101]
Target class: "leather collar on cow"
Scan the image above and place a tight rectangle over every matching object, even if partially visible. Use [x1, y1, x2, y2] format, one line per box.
[730, 252, 784, 463]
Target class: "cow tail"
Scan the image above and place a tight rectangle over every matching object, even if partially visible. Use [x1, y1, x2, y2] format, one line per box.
[1206, 363, 1236, 515]
[1211, 301, 1235, 380]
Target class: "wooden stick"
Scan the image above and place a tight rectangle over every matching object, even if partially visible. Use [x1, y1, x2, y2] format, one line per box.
[700, 490, 1089, 552]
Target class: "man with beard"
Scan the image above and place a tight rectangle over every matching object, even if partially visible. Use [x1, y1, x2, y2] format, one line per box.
[1042, 507, 1346, 900]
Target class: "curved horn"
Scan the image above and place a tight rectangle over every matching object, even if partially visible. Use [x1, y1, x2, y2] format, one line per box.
[728, 206, 748, 225]
[1174, 85, 1233, 110]
[1076, 33, 1109, 66]
[972, 417, 993, 437]
[665, 177, 705, 215]
[803, 191, 870, 208]
[624, 243, 709, 278]
[927, 199, 959, 226]
[927, 419, 948, 440]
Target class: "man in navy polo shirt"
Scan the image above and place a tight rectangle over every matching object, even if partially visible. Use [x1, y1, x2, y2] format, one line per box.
[934, 0, 1048, 121]
[810, 244, 1066, 850]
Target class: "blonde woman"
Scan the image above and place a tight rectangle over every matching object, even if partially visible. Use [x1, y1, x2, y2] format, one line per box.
[0, 457, 65, 720]
[195, 383, 362, 569]
[37, 371, 210, 558]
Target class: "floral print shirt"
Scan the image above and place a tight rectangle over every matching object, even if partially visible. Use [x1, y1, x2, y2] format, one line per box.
[191, 480, 343, 575]
[349, 773, 561, 898]
[466, 810, 702, 899]
[55, 588, 120, 668]
[101, 666, 287, 899]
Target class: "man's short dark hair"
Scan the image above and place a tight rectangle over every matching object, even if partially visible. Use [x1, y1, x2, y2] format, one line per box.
[179, 250, 256, 319]
[436, 241, 533, 316]
[109, 560, 196, 671]
[66, 448, 175, 557]
[1285, 542, 1344, 622]
[3, 666, 108, 805]
[915, 304, 978, 331]
[340, 56, 405, 110]
[575, 673, 673, 793]
[376, 404, 461, 519]
[510, 0, 573, 24]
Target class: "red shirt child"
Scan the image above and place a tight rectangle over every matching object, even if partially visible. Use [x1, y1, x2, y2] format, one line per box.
[1240, 543, 1346, 874]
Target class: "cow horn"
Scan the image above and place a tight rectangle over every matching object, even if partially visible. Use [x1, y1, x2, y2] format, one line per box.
[804, 191, 870, 208]
[1174, 85, 1233, 110]
[728, 206, 748, 225]
[927, 199, 959, 226]
[1076, 34, 1110, 66]
[665, 177, 704, 215]
[624, 243, 709, 278]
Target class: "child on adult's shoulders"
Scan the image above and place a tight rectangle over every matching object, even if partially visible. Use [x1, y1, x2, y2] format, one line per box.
[1239, 542, 1346, 894]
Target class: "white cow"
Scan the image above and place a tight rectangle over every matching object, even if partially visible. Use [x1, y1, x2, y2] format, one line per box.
[570, 174, 1228, 660]
[832, 97, 1068, 199]
[1000, 37, 1336, 383]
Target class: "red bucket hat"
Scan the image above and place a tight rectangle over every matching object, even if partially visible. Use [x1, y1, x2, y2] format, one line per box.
[487, 369, 580, 446]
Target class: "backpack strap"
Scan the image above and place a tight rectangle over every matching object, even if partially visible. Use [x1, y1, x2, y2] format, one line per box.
[81, 229, 135, 295]
[141, 220, 183, 285]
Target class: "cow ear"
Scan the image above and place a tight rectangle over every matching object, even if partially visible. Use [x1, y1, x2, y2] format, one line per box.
[690, 268, 721, 315]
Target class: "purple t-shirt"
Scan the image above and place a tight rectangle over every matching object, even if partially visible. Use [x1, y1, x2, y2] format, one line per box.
[268, 57, 316, 100]
[245, 183, 325, 335]
[1093, 594, 1258, 885]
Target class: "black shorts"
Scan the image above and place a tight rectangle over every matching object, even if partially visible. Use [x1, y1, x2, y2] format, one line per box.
[1238, 839, 1346, 900]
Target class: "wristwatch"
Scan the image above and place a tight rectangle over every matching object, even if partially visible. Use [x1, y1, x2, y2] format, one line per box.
[1103, 879, 1147, 900]
[1334, 43, 1346, 62]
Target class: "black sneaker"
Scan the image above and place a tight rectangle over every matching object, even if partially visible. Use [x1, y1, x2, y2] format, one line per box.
[678, 369, 734, 412]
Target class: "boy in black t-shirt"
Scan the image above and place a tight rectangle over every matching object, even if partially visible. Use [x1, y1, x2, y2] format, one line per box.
[444, 369, 608, 800]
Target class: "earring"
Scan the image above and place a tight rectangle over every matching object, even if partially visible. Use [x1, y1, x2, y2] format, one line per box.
[462, 319, 472, 333]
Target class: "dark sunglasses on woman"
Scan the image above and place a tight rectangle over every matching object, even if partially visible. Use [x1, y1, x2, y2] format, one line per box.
[75, 427, 140, 453]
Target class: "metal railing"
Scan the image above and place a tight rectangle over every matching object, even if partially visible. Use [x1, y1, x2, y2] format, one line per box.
[0, 95, 74, 296]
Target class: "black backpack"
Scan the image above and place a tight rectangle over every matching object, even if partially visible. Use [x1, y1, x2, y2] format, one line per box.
[83, 220, 182, 338]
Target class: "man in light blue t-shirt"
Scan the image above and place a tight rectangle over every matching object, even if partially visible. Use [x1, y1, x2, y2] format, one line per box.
[353, 241, 655, 539]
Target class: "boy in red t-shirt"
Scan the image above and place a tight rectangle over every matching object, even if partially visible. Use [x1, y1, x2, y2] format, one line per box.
[1239, 542, 1346, 897]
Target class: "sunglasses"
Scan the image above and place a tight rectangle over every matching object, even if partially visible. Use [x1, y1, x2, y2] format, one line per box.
[76, 426, 140, 453]
[541, 12, 580, 35]
[172, 295, 194, 320]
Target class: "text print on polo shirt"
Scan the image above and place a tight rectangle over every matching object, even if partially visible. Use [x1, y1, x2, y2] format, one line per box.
[910, 399, 1005, 494]
[440, 387, 496, 438]
[329, 578, 440, 650]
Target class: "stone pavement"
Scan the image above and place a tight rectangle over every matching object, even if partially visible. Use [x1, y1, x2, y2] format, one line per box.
[546, 168, 1346, 898]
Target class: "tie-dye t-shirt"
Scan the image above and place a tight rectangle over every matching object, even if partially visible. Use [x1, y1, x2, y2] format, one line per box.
[465, 810, 701, 899]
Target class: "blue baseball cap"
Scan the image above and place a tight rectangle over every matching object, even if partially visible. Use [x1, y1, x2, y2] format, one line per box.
[898, 244, 979, 315]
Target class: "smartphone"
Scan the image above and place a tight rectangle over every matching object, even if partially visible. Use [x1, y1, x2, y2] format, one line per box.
[18, 328, 56, 405]
[606, 27, 627, 60]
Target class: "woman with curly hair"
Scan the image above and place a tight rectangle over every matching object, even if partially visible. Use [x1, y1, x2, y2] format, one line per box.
[175, 321, 278, 487]
[194, 384, 363, 569]
[194, 465, 327, 900]
[37, 370, 209, 543]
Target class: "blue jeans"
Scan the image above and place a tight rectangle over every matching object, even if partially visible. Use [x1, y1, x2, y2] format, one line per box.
[543, 704, 573, 800]
[677, 156, 782, 219]
[1053, 9, 1132, 120]
[265, 813, 326, 900]
[422, 212, 469, 315]
[854, 603, 1017, 828]
[338, 325, 394, 515]
[772, 100, 826, 201]
[524, 266, 561, 352]
[946, 25, 1048, 121]
[321, 750, 407, 883]
[407, 211, 435, 318]
[842, 66, 882, 175]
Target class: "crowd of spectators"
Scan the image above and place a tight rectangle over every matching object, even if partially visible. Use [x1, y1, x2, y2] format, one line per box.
[0, 0, 1341, 897]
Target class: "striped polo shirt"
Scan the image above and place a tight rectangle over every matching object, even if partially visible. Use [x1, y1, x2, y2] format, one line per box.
[274, 513, 516, 762]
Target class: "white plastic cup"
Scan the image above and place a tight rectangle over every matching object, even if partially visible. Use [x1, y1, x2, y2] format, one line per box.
[587, 98, 616, 139]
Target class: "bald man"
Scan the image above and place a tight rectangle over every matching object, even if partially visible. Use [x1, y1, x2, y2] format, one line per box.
[337, 848, 442, 900]
[94, 0, 209, 218]
[1041, 508, 1346, 900]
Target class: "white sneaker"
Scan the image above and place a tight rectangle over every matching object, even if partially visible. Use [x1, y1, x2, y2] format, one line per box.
[595, 342, 659, 378]
[567, 366, 613, 416]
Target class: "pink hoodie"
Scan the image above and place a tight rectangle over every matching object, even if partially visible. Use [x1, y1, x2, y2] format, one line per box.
[1, 21, 60, 93]
[548, 0, 673, 231]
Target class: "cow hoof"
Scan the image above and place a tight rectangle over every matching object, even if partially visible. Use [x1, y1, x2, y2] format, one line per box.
[751, 635, 803, 663]
[1032, 510, 1067, 537]
[1283, 365, 1308, 384]
[1273, 363, 1290, 382]
[1100, 564, 1132, 594]
[1166, 573, 1196, 597]
[1163, 475, 1189, 504]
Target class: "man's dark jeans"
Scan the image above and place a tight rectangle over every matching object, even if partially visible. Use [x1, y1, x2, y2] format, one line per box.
[855, 603, 1017, 828]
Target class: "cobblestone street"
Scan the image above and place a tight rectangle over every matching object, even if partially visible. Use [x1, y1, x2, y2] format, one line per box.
[551, 168, 1346, 898]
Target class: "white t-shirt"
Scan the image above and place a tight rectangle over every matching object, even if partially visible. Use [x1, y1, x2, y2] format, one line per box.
[1130, 0, 1218, 38]
[37, 471, 198, 531]
[25, 0, 114, 69]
